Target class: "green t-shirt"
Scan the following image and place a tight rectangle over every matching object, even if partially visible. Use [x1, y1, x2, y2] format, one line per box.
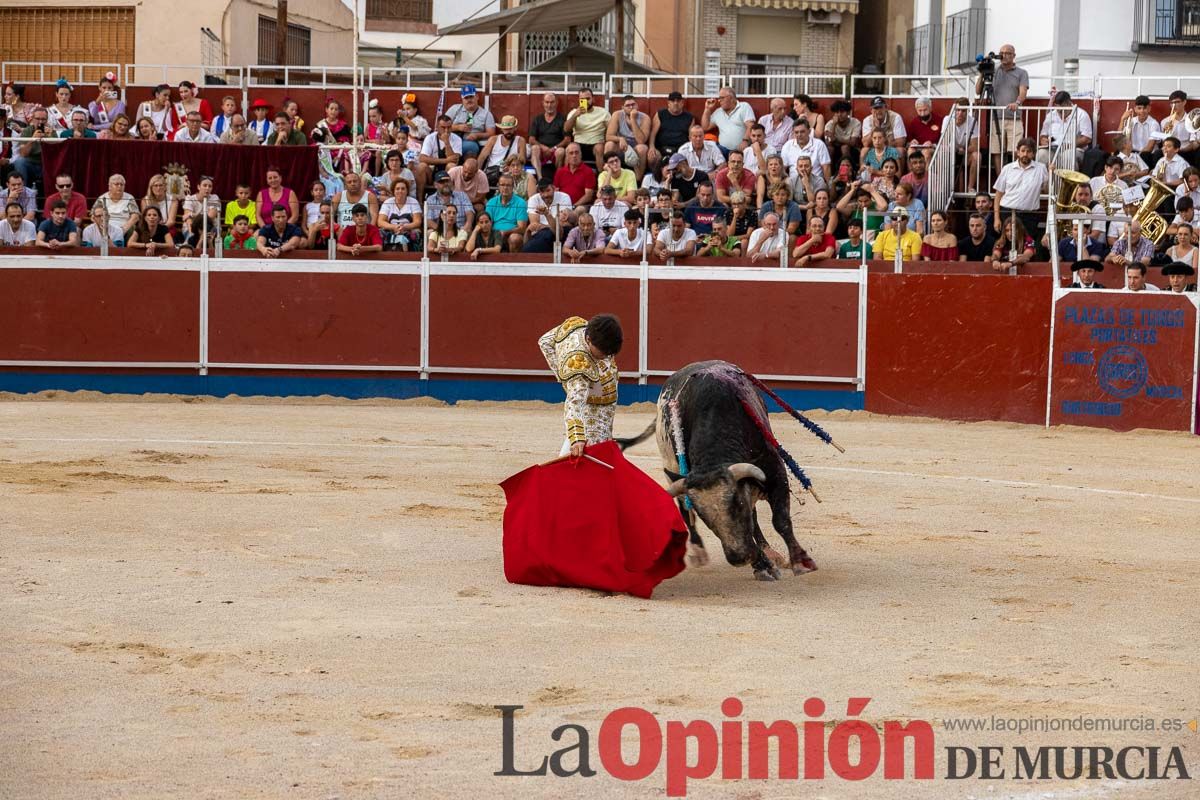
[853, 208, 885, 233]
[700, 234, 742, 257]
[838, 239, 866, 259]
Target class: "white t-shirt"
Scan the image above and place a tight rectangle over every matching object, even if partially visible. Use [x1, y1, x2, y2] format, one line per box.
[527, 191, 574, 226]
[682, 141, 726, 173]
[305, 201, 323, 226]
[656, 226, 698, 255]
[379, 196, 422, 226]
[1039, 107, 1093, 146]
[608, 227, 645, 252]
[942, 114, 979, 150]
[993, 159, 1048, 211]
[862, 111, 907, 142]
[742, 143, 778, 175]
[747, 227, 787, 256]
[589, 200, 631, 232]
[709, 101, 755, 151]
[780, 137, 831, 174]
[173, 127, 219, 144]
[82, 221, 125, 246]
[0, 219, 36, 245]
[420, 131, 463, 158]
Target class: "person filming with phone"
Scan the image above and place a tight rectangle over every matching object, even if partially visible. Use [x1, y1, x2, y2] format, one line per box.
[564, 88, 611, 169]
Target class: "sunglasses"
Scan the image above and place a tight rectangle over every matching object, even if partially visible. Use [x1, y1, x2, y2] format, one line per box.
[57, 183, 71, 189]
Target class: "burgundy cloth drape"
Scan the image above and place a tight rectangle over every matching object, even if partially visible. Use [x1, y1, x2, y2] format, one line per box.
[41, 139, 319, 208]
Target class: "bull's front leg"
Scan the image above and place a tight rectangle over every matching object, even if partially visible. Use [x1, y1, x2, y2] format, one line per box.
[753, 515, 789, 570]
[769, 487, 817, 575]
[750, 544, 781, 581]
[675, 495, 709, 568]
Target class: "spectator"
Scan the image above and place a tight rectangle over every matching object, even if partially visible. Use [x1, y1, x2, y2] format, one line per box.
[838, 218, 867, 260]
[259, 166, 300, 225]
[1106, 219, 1155, 269]
[757, 97, 793, 151]
[58, 107, 97, 140]
[743, 122, 778, 177]
[755, 154, 788, 208]
[424, 171, 474, 235]
[681, 181, 727, 236]
[561, 212, 605, 262]
[597, 150, 638, 205]
[98, 113, 134, 141]
[1089, 157, 1128, 213]
[1113, 134, 1150, 183]
[336, 203, 384, 256]
[759, 182, 805, 236]
[1125, 262, 1159, 291]
[266, 112, 305, 146]
[505, 154, 536, 200]
[808, 188, 838, 234]
[306, 201, 334, 250]
[485, 173, 528, 252]
[714, 150, 756, 206]
[943, 98, 980, 193]
[958, 213, 996, 262]
[466, 211, 504, 260]
[246, 99, 273, 142]
[223, 215, 257, 250]
[426, 204, 468, 256]
[781, 118, 831, 182]
[605, 208, 647, 258]
[377, 179, 422, 252]
[89, 74, 126, 130]
[419, 114, 463, 180]
[695, 216, 742, 258]
[332, 171, 376, 228]
[526, 177, 574, 248]
[647, 192, 674, 238]
[12, 105, 50, 189]
[725, 190, 758, 247]
[992, 137, 1047, 237]
[640, 160, 670, 199]
[313, 100, 351, 147]
[174, 81, 213, 127]
[372, 149, 416, 198]
[301, 182, 327, 237]
[173, 111, 218, 143]
[649, 91, 693, 167]
[127, 206, 174, 254]
[210, 95, 238, 139]
[791, 215, 835, 266]
[824, 99, 862, 169]
[991, 217, 1035, 273]
[0, 201, 35, 245]
[1167, 224, 1199, 270]
[1176, 168, 1200, 209]
[605, 95, 650, 180]
[256, 205, 303, 257]
[862, 129, 901, 179]
[36, 200, 79, 249]
[702, 87, 755, 155]
[974, 191, 993, 216]
[919, 210, 957, 260]
[681, 124, 725, 174]
[1037, 91, 1092, 167]
[746, 212, 788, 263]
[667, 152, 709, 207]
[588, 185, 631, 238]
[1159, 91, 1189, 157]
[177, 210, 219, 253]
[872, 158, 901, 202]
[393, 94, 429, 140]
[223, 184, 257, 228]
[860, 96, 907, 161]
[1162, 260, 1197, 293]
[906, 97, 940, 161]
[444, 84, 494, 159]
[977, 44, 1028, 172]
[91, 174, 140, 239]
[479, 115, 526, 185]
[182, 175, 220, 228]
[792, 93, 825, 138]
[1069, 260, 1105, 289]
[836, 181, 887, 241]
[788, 155, 827, 209]
[136, 84, 176, 138]
[2, 83, 30, 128]
[1119, 95, 1161, 161]
[448, 157, 489, 212]
[134, 116, 159, 141]
[46, 79, 75, 135]
[141, 174, 179, 229]
[872, 207, 922, 261]
[283, 98, 305, 133]
[654, 211, 698, 260]
[900, 151, 929, 206]
[82, 205, 123, 248]
[1058, 219, 1107, 264]
[4, 173, 35, 221]
[1153, 136, 1187, 189]
[529, 93, 568, 178]
[43, 174, 87, 227]
[888, 182, 925, 235]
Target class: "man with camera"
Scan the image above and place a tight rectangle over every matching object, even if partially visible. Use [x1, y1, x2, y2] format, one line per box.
[976, 45, 1028, 175]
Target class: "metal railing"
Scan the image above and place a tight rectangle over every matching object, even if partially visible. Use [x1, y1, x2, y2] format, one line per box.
[1135, 0, 1200, 47]
[365, 0, 433, 22]
[125, 64, 246, 88]
[944, 8, 986, 70]
[485, 71, 607, 95]
[725, 71, 847, 98]
[367, 67, 485, 89]
[928, 115, 957, 214]
[0, 62, 123, 86]
[947, 104, 1071, 204]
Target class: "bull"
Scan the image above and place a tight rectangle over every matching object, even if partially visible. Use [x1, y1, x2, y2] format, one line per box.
[617, 360, 818, 581]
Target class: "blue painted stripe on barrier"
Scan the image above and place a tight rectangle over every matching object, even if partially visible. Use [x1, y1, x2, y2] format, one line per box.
[0, 373, 864, 411]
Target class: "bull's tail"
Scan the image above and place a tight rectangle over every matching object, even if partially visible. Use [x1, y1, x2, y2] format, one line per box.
[615, 419, 657, 451]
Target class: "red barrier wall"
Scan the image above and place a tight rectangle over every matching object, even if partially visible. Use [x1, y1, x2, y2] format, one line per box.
[865, 274, 1054, 423]
[208, 272, 420, 367]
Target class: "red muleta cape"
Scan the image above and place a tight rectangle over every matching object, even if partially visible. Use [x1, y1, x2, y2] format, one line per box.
[499, 440, 688, 598]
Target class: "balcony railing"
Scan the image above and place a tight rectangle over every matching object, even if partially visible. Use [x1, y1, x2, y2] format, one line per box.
[906, 24, 934, 74]
[1136, 0, 1200, 46]
[365, 0, 433, 22]
[945, 8, 986, 69]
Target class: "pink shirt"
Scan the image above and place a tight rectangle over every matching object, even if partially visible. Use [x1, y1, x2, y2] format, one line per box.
[257, 186, 294, 220]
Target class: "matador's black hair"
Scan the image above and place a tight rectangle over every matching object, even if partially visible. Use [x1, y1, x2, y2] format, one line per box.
[586, 314, 623, 356]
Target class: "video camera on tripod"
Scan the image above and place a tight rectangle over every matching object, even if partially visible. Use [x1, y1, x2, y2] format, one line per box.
[975, 51, 1000, 103]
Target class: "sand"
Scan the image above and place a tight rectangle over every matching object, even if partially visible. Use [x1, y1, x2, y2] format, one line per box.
[1, 396, 1198, 799]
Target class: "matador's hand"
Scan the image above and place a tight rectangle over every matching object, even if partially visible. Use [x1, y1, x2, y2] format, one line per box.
[569, 441, 585, 458]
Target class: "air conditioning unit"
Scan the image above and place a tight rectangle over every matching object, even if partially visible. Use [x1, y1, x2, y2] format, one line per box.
[808, 10, 842, 24]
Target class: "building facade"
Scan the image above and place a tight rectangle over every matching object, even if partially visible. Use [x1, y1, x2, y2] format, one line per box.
[359, 0, 501, 72]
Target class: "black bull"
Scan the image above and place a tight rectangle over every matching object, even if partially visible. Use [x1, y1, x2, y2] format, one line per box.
[616, 360, 817, 581]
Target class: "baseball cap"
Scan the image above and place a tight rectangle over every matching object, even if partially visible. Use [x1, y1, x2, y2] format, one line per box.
[888, 206, 909, 220]
[460, 83, 477, 98]
[667, 152, 688, 168]
[434, 170, 450, 182]
[871, 96, 887, 108]
[667, 91, 684, 101]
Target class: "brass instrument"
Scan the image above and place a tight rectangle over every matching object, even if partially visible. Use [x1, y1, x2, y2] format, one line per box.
[1096, 181, 1124, 215]
[1131, 177, 1174, 245]
[1053, 168, 1092, 238]
[1163, 113, 1182, 136]
[1185, 107, 1200, 136]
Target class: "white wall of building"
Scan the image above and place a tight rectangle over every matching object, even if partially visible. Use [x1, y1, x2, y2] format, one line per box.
[350, 0, 500, 72]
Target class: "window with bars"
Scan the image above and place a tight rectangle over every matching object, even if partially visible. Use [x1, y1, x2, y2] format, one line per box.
[257, 15, 312, 66]
[945, 8, 986, 69]
[0, 7, 133, 83]
[906, 24, 932, 73]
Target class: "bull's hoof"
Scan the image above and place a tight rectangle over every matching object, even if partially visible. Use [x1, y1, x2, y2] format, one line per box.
[792, 557, 818, 575]
[764, 547, 789, 568]
[685, 543, 709, 568]
[754, 565, 781, 581]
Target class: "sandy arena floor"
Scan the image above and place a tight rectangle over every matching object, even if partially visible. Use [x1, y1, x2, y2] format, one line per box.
[1, 393, 1198, 799]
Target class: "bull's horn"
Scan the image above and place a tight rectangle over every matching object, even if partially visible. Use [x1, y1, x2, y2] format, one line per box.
[666, 478, 688, 497]
[728, 463, 766, 484]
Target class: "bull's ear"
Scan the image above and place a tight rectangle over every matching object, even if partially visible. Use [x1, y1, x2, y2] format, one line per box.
[666, 477, 688, 497]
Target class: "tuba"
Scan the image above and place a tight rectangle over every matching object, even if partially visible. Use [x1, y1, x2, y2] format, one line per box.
[1131, 177, 1174, 245]
[1054, 168, 1092, 238]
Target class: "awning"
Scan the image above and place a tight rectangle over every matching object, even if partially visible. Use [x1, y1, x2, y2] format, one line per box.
[721, 0, 859, 11]
[527, 42, 665, 76]
[439, 0, 618, 36]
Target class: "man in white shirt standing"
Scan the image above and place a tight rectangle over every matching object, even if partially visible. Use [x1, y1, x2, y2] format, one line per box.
[756, 97, 793, 151]
[702, 87, 755, 156]
[992, 137, 1048, 239]
[1036, 91, 1092, 168]
[780, 118, 831, 183]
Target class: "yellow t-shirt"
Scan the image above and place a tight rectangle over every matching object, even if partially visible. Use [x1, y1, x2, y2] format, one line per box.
[224, 199, 258, 227]
[872, 229, 922, 261]
[598, 168, 637, 197]
[570, 106, 611, 145]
